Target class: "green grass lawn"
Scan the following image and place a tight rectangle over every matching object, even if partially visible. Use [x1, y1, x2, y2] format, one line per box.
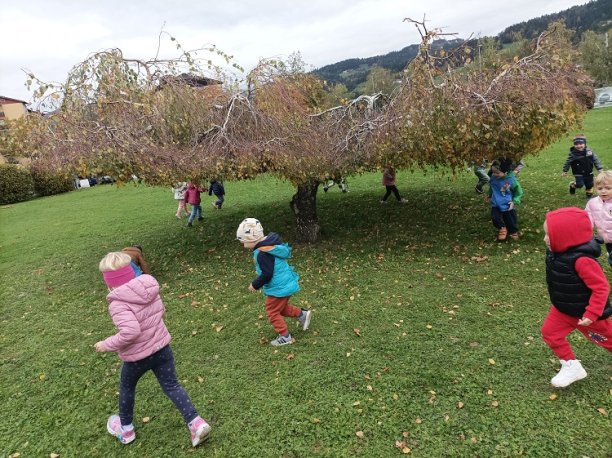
[1, 107, 611, 457]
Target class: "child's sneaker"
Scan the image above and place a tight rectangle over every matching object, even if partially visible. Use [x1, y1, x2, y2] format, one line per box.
[107, 415, 135, 444]
[497, 227, 508, 241]
[509, 232, 519, 240]
[475, 184, 484, 194]
[551, 359, 587, 387]
[189, 416, 211, 447]
[569, 182, 576, 195]
[298, 309, 312, 331]
[380, 200, 388, 204]
[271, 333, 293, 346]
[399, 198, 408, 203]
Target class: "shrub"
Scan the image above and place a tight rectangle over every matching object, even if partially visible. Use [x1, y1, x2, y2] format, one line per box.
[0, 164, 35, 205]
[30, 166, 74, 197]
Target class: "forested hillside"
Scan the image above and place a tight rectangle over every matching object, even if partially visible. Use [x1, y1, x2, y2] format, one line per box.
[499, 0, 611, 43]
[313, 0, 610, 94]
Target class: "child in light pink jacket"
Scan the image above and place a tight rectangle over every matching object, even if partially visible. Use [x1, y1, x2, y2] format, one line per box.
[95, 252, 210, 447]
[585, 171, 612, 267]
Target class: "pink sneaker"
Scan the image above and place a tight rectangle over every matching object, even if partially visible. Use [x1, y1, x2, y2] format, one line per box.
[107, 415, 135, 444]
[189, 416, 211, 447]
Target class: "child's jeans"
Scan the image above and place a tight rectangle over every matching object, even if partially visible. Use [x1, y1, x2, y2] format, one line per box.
[605, 243, 612, 267]
[573, 174, 594, 190]
[188, 205, 202, 223]
[214, 194, 224, 209]
[382, 186, 401, 201]
[119, 345, 198, 426]
[491, 207, 518, 234]
[474, 165, 490, 188]
[541, 306, 612, 360]
[265, 296, 302, 335]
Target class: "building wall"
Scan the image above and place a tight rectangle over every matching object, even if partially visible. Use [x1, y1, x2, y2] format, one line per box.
[1, 102, 28, 120]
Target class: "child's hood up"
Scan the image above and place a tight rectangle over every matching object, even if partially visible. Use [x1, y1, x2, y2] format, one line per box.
[254, 232, 292, 259]
[545, 207, 593, 253]
[107, 274, 160, 304]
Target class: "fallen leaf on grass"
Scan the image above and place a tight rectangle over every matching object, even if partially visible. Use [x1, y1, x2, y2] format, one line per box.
[491, 400, 499, 407]
[355, 431, 365, 439]
[471, 437, 478, 444]
[286, 353, 295, 360]
[353, 328, 362, 337]
[142, 416, 150, 423]
[50, 454, 60, 458]
[457, 402, 464, 408]
[549, 394, 557, 401]
[488, 358, 496, 365]
[311, 418, 321, 424]
[353, 400, 361, 406]
[197, 376, 204, 383]
[213, 325, 224, 332]
[426, 324, 433, 329]
[415, 417, 422, 424]
[191, 330, 197, 336]
[178, 293, 191, 298]
[596, 407, 608, 416]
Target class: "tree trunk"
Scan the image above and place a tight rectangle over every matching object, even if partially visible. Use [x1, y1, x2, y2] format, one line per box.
[289, 181, 320, 243]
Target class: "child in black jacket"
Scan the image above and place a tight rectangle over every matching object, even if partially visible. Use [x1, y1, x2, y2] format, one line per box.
[209, 179, 225, 209]
[562, 134, 603, 198]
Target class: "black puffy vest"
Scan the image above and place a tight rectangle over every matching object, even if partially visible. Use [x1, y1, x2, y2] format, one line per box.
[546, 239, 612, 320]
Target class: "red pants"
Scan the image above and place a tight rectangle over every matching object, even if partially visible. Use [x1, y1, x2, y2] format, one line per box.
[541, 306, 612, 360]
[265, 296, 301, 335]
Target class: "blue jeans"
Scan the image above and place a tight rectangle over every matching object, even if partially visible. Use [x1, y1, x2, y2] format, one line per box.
[573, 174, 594, 189]
[491, 207, 518, 234]
[188, 205, 202, 223]
[214, 194, 224, 209]
[119, 345, 198, 426]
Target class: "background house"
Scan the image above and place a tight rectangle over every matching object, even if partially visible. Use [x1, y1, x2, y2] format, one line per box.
[0, 96, 28, 127]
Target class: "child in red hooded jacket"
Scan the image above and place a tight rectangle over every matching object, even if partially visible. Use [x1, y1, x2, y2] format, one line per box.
[542, 207, 612, 387]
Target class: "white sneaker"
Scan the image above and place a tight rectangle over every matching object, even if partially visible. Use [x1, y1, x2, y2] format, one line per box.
[551, 359, 587, 388]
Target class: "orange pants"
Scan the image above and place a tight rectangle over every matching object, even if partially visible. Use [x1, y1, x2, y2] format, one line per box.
[265, 296, 301, 335]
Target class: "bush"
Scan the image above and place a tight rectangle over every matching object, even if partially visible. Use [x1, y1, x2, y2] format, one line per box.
[0, 164, 36, 205]
[30, 166, 74, 197]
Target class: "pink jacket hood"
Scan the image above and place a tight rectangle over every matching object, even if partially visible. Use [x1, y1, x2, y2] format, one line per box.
[102, 274, 171, 362]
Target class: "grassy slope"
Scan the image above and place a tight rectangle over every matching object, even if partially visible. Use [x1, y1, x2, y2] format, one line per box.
[1, 107, 611, 457]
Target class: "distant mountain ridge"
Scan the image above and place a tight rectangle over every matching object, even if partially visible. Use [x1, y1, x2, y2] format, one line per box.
[313, 0, 611, 92]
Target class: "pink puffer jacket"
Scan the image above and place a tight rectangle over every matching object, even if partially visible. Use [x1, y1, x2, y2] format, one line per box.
[585, 197, 612, 243]
[102, 275, 171, 362]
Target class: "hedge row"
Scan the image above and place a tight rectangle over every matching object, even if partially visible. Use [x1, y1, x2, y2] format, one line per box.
[0, 164, 74, 205]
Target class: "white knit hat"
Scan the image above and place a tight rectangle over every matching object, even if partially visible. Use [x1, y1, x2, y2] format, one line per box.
[236, 218, 264, 242]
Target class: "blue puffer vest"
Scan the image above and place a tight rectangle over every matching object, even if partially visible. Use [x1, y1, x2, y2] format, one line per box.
[253, 242, 300, 297]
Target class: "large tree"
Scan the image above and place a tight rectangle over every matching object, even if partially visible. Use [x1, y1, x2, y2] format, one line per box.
[21, 23, 590, 242]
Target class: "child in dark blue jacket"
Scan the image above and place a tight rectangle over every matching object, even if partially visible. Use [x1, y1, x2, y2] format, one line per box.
[236, 218, 312, 346]
[209, 179, 225, 209]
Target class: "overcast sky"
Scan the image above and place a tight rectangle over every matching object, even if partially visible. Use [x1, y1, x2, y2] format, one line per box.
[1, 0, 587, 103]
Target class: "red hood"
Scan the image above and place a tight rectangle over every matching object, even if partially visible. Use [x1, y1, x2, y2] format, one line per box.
[545, 207, 593, 253]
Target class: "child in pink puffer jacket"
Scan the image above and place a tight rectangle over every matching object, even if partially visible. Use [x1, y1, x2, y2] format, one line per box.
[585, 171, 612, 267]
[95, 252, 210, 447]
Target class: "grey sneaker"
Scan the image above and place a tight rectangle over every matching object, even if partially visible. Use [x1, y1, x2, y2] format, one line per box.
[298, 309, 312, 331]
[270, 334, 293, 346]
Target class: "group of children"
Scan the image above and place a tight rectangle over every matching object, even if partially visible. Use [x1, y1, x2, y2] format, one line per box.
[172, 180, 226, 227]
[94, 134, 610, 448]
[478, 134, 604, 242]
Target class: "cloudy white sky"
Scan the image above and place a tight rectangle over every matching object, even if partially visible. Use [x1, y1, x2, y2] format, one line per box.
[1, 0, 587, 103]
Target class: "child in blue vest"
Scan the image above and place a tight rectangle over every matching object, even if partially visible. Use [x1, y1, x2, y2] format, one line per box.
[487, 160, 524, 241]
[236, 218, 312, 346]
